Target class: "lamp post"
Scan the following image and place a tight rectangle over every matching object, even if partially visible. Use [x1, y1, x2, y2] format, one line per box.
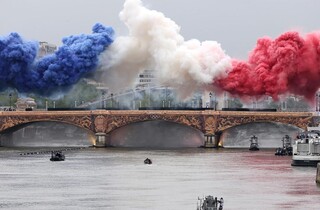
[209, 92, 212, 108]
[165, 87, 168, 108]
[132, 90, 135, 110]
[148, 84, 151, 108]
[316, 93, 318, 112]
[9, 93, 12, 111]
[101, 91, 105, 109]
[214, 93, 217, 110]
[110, 93, 113, 108]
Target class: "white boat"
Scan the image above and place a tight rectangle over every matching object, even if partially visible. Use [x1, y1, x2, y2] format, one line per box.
[291, 128, 320, 167]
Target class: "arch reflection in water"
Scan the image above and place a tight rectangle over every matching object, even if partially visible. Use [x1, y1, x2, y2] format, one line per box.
[110, 120, 203, 148]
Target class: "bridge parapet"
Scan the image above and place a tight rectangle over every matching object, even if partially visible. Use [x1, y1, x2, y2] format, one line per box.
[215, 111, 314, 131]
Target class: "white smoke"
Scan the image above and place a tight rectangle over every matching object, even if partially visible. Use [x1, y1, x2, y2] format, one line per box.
[99, 0, 232, 98]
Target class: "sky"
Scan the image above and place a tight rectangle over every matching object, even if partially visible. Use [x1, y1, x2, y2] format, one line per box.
[2, 0, 320, 59]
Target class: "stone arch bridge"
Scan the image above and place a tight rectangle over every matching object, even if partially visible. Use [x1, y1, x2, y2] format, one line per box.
[0, 110, 318, 147]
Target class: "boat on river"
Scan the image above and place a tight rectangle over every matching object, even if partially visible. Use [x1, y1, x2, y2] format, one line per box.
[275, 135, 293, 156]
[291, 128, 320, 167]
[197, 195, 223, 210]
[144, 158, 152, 164]
[50, 151, 65, 161]
[249, 135, 259, 151]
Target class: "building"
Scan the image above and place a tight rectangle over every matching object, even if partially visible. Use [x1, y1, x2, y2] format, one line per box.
[38, 41, 57, 58]
[15, 98, 37, 110]
[136, 70, 157, 89]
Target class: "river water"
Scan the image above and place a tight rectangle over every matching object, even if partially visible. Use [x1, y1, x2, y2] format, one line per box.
[0, 147, 319, 210]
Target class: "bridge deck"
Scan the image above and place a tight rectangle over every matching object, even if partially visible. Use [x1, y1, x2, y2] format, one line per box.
[0, 110, 315, 116]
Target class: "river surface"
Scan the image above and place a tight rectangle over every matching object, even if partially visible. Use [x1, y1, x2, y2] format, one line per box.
[0, 147, 319, 210]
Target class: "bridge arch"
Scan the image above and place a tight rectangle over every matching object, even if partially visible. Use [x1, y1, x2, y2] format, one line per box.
[220, 121, 303, 148]
[0, 120, 94, 134]
[0, 121, 94, 147]
[215, 112, 313, 132]
[0, 113, 93, 134]
[103, 113, 204, 134]
[108, 120, 204, 148]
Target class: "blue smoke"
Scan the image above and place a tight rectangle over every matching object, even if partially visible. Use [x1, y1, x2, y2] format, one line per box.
[0, 32, 38, 91]
[0, 23, 114, 95]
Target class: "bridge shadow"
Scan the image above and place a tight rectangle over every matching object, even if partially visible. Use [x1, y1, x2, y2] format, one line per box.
[109, 120, 204, 148]
[221, 122, 303, 148]
[0, 122, 93, 147]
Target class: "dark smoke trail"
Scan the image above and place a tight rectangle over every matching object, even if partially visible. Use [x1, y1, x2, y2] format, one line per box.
[0, 23, 114, 95]
[217, 31, 320, 101]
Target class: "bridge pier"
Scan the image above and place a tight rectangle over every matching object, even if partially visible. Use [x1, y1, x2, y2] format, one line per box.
[316, 163, 320, 184]
[94, 133, 110, 147]
[203, 134, 219, 148]
[0, 134, 12, 147]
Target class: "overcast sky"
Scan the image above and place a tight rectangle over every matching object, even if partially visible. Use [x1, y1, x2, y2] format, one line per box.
[1, 0, 320, 59]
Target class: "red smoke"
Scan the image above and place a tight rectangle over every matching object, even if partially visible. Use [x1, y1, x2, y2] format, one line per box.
[217, 31, 320, 101]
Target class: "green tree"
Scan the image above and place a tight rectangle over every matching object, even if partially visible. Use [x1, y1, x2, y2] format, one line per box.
[228, 98, 243, 109]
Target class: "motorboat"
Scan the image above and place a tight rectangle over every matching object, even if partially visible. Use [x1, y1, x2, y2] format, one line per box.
[291, 129, 320, 167]
[275, 135, 293, 156]
[249, 135, 259, 151]
[50, 151, 65, 161]
[197, 195, 223, 210]
[144, 158, 152, 164]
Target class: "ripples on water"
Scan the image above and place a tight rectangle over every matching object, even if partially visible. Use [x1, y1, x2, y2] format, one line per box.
[0, 147, 320, 210]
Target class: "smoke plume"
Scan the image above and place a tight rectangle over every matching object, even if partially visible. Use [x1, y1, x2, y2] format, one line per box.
[100, 0, 320, 102]
[99, 0, 232, 98]
[217, 31, 320, 101]
[2, 0, 320, 102]
[0, 23, 114, 95]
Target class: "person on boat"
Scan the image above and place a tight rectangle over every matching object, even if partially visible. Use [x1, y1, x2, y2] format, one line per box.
[218, 197, 224, 210]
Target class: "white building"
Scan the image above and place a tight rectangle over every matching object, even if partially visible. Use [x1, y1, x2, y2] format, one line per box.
[15, 98, 37, 110]
[136, 70, 157, 89]
[38, 41, 57, 58]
